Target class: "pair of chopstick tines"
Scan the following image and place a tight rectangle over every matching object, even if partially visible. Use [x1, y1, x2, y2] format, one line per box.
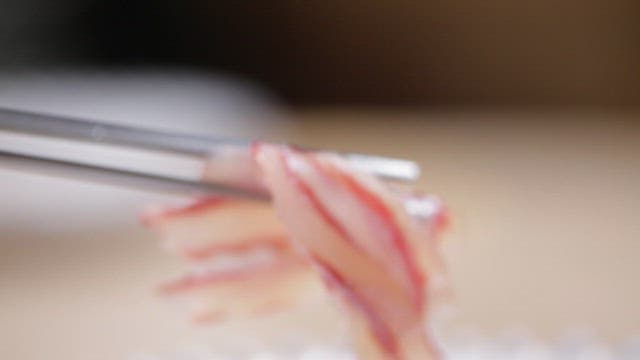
[0, 107, 420, 200]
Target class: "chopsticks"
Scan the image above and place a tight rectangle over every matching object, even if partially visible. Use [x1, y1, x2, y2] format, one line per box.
[0, 107, 248, 157]
[0, 107, 420, 199]
[0, 148, 270, 199]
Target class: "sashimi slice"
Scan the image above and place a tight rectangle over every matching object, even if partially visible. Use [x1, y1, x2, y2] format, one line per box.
[142, 198, 286, 260]
[142, 197, 321, 323]
[141, 142, 448, 360]
[255, 144, 444, 359]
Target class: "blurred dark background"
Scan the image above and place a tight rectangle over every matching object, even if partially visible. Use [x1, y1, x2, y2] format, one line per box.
[1, 0, 639, 106]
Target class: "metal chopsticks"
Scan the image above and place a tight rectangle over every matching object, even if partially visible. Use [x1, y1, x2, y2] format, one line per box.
[0, 148, 270, 199]
[0, 107, 420, 199]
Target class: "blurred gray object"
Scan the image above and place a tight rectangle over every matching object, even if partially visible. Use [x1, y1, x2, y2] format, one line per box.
[0, 69, 286, 235]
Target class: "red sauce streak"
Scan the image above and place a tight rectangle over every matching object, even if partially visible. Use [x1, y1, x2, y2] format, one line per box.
[158, 259, 305, 295]
[140, 197, 231, 226]
[311, 254, 400, 358]
[318, 160, 426, 311]
[279, 151, 365, 252]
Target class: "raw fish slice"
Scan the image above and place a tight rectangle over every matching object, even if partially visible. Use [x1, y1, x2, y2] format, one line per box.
[142, 198, 286, 260]
[142, 197, 320, 323]
[255, 144, 443, 359]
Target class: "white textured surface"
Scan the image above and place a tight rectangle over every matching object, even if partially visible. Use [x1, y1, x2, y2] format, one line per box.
[131, 332, 640, 360]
